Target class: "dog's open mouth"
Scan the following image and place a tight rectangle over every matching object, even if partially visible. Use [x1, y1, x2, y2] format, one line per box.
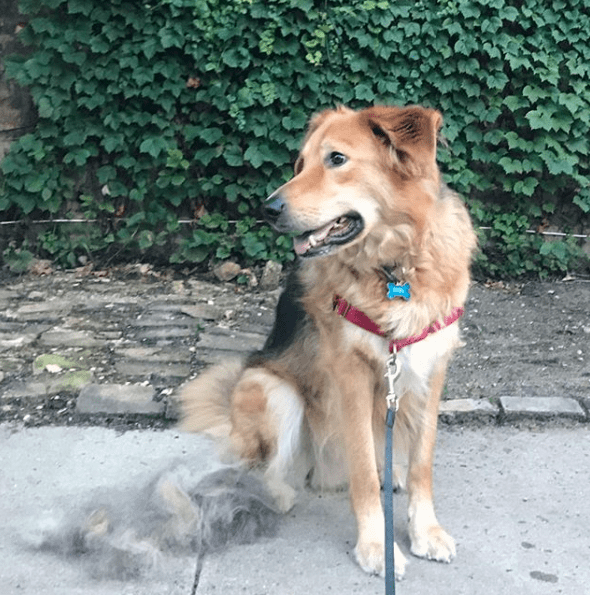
[292, 213, 364, 257]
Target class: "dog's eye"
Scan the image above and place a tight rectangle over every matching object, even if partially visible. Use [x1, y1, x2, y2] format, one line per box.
[326, 152, 347, 168]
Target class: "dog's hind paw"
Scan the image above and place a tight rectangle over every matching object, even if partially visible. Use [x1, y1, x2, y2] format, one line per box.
[354, 540, 407, 580]
[410, 524, 456, 563]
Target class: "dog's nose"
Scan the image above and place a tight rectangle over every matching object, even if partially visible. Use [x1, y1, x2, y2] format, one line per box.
[263, 193, 286, 223]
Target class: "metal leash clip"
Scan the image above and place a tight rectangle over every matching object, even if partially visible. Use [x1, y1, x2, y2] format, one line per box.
[385, 351, 401, 411]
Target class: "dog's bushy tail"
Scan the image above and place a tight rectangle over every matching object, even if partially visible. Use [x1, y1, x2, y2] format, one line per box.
[179, 359, 243, 439]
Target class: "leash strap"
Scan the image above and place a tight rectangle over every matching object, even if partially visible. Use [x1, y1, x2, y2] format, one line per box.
[384, 407, 396, 595]
[384, 351, 400, 594]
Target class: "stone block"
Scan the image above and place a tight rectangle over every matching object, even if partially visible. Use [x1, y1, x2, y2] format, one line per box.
[195, 350, 246, 364]
[0, 332, 38, 350]
[133, 327, 196, 341]
[0, 289, 17, 301]
[115, 361, 190, 379]
[39, 329, 104, 348]
[0, 357, 24, 374]
[165, 394, 181, 421]
[260, 260, 282, 290]
[180, 304, 224, 321]
[499, 396, 586, 420]
[439, 398, 498, 423]
[77, 383, 163, 415]
[2, 381, 48, 399]
[16, 301, 73, 318]
[114, 347, 191, 362]
[197, 329, 265, 352]
[128, 313, 198, 327]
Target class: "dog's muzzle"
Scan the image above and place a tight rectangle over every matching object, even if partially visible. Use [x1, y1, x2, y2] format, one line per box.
[263, 192, 364, 258]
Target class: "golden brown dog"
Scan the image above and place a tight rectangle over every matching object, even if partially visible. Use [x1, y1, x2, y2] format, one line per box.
[181, 105, 476, 579]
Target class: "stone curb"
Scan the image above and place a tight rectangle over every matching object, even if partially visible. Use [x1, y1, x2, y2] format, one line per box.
[66, 387, 590, 425]
[439, 396, 588, 425]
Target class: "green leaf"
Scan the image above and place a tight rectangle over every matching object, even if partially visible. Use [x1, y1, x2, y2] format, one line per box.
[194, 147, 218, 166]
[64, 148, 91, 166]
[500, 6, 519, 21]
[573, 187, 590, 213]
[216, 245, 231, 259]
[498, 157, 520, 174]
[354, 83, 374, 101]
[138, 230, 155, 249]
[282, 110, 307, 131]
[244, 144, 269, 168]
[24, 173, 46, 193]
[139, 137, 168, 158]
[198, 127, 224, 144]
[103, 135, 123, 153]
[526, 109, 553, 131]
[513, 177, 538, 197]
[224, 145, 243, 167]
[522, 85, 548, 103]
[142, 38, 159, 60]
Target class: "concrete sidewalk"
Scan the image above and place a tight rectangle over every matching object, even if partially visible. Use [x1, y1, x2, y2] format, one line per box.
[1, 424, 586, 595]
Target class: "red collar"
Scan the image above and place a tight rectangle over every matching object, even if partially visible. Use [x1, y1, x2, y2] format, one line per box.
[333, 295, 464, 353]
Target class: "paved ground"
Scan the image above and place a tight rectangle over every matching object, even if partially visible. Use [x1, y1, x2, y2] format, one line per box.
[0, 424, 587, 595]
[0, 266, 588, 426]
[0, 266, 588, 594]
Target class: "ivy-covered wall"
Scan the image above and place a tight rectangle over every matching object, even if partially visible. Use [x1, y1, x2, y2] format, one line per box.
[0, 0, 35, 160]
[1, 0, 589, 276]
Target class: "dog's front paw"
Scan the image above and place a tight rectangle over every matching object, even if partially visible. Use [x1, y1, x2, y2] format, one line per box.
[355, 539, 384, 576]
[354, 540, 407, 580]
[410, 524, 456, 562]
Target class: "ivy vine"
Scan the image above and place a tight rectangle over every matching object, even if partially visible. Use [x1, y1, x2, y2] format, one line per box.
[1, 0, 589, 277]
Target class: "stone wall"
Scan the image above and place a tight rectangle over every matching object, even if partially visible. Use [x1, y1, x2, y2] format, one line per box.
[0, 0, 35, 160]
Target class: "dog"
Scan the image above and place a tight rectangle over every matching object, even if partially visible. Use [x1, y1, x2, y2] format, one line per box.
[181, 104, 477, 580]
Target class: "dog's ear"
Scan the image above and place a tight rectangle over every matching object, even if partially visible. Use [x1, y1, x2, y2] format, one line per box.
[365, 106, 442, 178]
[306, 109, 336, 136]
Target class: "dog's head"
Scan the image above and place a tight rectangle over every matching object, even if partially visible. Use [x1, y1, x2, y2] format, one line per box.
[264, 105, 443, 258]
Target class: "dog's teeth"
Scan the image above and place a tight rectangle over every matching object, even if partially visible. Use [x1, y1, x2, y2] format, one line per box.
[309, 235, 318, 247]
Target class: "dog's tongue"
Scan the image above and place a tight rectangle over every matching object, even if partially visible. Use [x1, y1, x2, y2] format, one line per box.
[292, 221, 336, 256]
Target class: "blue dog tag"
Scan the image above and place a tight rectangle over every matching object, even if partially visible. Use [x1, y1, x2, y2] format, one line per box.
[387, 282, 410, 300]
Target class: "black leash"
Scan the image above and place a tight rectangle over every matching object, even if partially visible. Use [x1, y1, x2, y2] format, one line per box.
[384, 350, 401, 594]
[384, 407, 396, 594]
